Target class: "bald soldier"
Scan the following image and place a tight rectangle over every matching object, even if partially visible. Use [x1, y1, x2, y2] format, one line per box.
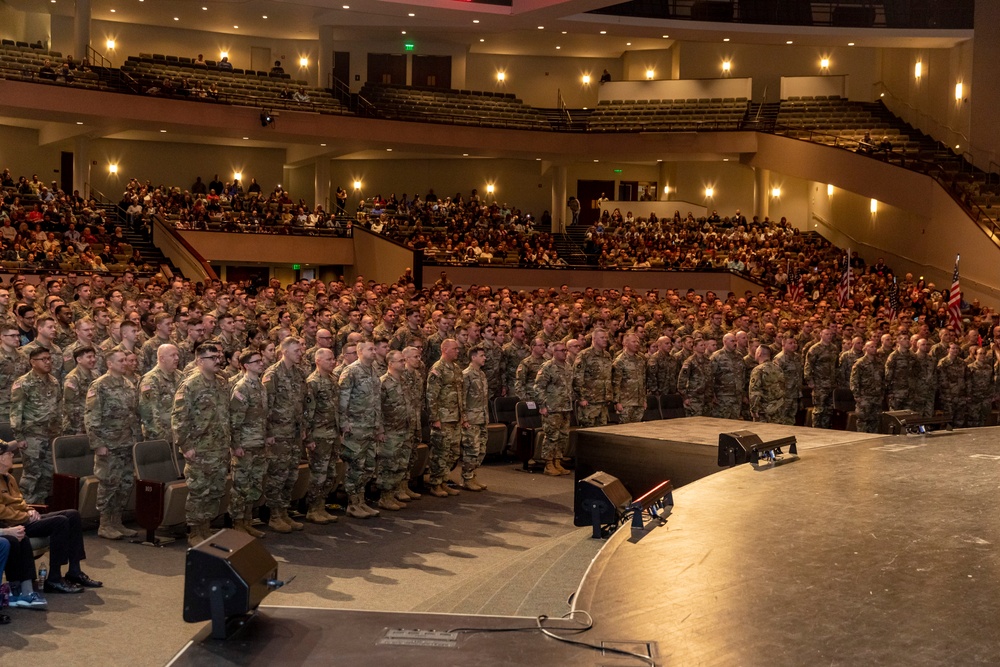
[302, 348, 341, 524]
[339, 340, 385, 518]
[425, 339, 465, 497]
[138, 343, 183, 444]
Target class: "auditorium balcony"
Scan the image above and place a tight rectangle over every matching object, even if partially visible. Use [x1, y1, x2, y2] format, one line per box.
[586, 97, 749, 133]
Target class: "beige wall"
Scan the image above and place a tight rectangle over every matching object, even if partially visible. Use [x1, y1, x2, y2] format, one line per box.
[152, 218, 212, 282]
[177, 230, 354, 266]
[349, 227, 415, 286]
[466, 53, 623, 109]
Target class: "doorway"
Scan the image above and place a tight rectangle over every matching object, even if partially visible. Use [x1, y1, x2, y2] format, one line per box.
[332, 51, 350, 88]
[367, 53, 406, 85]
[576, 179, 616, 227]
[60, 151, 73, 195]
[412, 55, 451, 88]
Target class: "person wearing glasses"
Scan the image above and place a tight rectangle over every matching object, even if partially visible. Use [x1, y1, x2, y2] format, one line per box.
[533, 343, 574, 477]
[228, 348, 268, 537]
[171, 342, 231, 546]
[0, 326, 28, 420]
[10, 346, 61, 504]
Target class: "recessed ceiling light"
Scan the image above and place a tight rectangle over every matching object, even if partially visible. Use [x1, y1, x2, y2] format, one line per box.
[76, 121, 83, 125]
[536, 158, 541, 161]
[479, 39, 484, 42]
[408, 12, 415, 16]
[262, 15, 268, 19]
[593, 159, 599, 163]
[723, 158, 729, 161]
[626, 42, 631, 46]
[401, 30, 406, 34]
[723, 38, 730, 42]
[202, 6, 207, 10]
[173, 16, 179, 20]
[538, 26, 544, 29]
[473, 19, 479, 23]
[786, 40, 793, 44]
[386, 148, 393, 152]
[160, 129, 167, 133]
[848, 42, 855, 46]
[662, 35, 669, 38]
[110, 8, 116, 12]
[234, 25, 239, 28]
[242, 136, 249, 140]
[462, 153, 469, 157]
[600, 30, 607, 34]
[657, 159, 662, 162]
[556, 46, 560, 50]
[320, 143, 326, 146]
[342, 4, 349, 8]
[562, 31, 567, 34]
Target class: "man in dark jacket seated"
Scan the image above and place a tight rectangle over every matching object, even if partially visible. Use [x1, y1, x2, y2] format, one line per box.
[0, 442, 103, 598]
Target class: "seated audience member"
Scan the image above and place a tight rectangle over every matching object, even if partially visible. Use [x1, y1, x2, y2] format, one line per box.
[0, 442, 103, 595]
[270, 60, 285, 75]
[0, 520, 45, 611]
[193, 54, 207, 66]
[0, 533, 11, 621]
[293, 87, 311, 103]
[218, 56, 233, 71]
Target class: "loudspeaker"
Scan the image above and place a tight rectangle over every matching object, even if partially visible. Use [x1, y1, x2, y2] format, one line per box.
[718, 430, 765, 467]
[183, 528, 278, 638]
[575, 471, 632, 531]
[880, 409, 922, 434]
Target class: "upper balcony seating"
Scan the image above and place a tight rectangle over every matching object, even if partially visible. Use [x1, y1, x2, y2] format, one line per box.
[361, 83, 551, 131]
[587, 97, 748, 132]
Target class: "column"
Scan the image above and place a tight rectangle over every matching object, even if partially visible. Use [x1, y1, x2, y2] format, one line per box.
[74, 0, 91, 62]
[754, 166, 770, 221]
[657, 161, 677, 201]
[73, 136, 90, 198]
[550, 165, 567, 233]
[318, 25, 335, 90]
[314, 157, 331, 212]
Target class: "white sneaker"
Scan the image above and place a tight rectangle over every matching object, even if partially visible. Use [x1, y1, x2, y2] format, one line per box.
[10, 592, 48, 609]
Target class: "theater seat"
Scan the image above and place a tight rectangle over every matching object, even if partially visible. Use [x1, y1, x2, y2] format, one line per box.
[659, 393, 686, 419]
[50, 435, 100, 521]
[642, 394, 662, 421]
[289, 462, 310, 503]
[409, 442, 429, 481]
[514, 401, 544, 470]
[133, 440, 188, 541]
[485, 423, 508, 457]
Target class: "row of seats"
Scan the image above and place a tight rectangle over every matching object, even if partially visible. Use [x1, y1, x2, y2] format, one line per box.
[588, 98, 747, 132]
[0, 45, 106, 90]
[0, 38, 62, 58]
[134, 52, 295, 80]
[361, 82, 550, 130]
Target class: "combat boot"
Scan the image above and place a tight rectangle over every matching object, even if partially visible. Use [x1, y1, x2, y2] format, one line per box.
[305, 500, 337, 524]
[462, 476, 487, 492]
[393, 484, 413, 503]
[428, 483, 449, 498]
[281, 509, 305, 531]
[553, 459, 571, 475]
[377, 491, 402, 511]
[186, 523, 209, 547]
[268, 511, 293, 533]
[113, 512, 139, 538]
[359, 496, 381, 517]
[442, 482, 460, 496]
[98, 514, 124, 540]
[399, 480, 421, 500]
[244, 510, 266, 538]
[346, 494, 370, 519]
[232, 517, 252, 536]
[543, 460, 561, 476]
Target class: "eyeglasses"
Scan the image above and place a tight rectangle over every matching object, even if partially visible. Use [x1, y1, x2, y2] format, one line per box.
[32, 356, 52, 362]
[245, 358, 262, 365]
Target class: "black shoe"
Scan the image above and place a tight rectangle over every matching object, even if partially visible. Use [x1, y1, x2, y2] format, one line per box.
[43, 579, 84, 594]
[65, 572, 103, 589]
[0, 613, 10, 624]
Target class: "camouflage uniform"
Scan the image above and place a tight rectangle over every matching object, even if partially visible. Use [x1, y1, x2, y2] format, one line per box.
[85, 372, 140, 516]
[172, 371, 231, 524]
[10, 370, 61, 503]
[884, 348, 915, 411]
[850, 356, 884, 433]
[774, 350, 803, 425]
[709, 347, 745, 420]
[515, 355, 546, 404]
[22, 339, 63, 382]
[646, 349, 679, 396]
[303, 369, 341, 505]
[379, 371, 411, 491]
[804, 341, 839, 429]
[229, 373, 269, 518]
[612, 350, 647, 424]
[936, 356, 968, 427]
[573, 346, 613, 427]
[910, 351, 938, 418]
[61, 364, 97, 435]
[749, 360, 786, 423]
[54, 321, 76, 350]
[965, 358, 995, 427]
[425, 356, 464, 486]
[62, 340, 105, 376]
[262, 361, 308, 511]
[501, 341, 530, 397]
[338, 360, 383, 494]
[482, 339, 504, 400]
[389, 324, 425, 352]
[461, 363, 489, 480]
[677, 354, 713, 417]
[838, 349, 861, 391]
[138, 365, 184, 444]
[534, 358, 574, 461]
[0, 347, 27, 420]
[138, 335, 171, 375]
[401, 365, 425, 468]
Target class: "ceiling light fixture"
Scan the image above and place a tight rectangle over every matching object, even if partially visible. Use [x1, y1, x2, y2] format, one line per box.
[848, 42, 855, 46]
[600, 30, 607, 34]
[786, 40, 793, 44]
[408, 12, 415, 16]
[723, 38, 730, 42]
[473, 19, 479, 23]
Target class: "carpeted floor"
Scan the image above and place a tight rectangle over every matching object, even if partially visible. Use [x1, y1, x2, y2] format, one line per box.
[1, 463, 602, 664]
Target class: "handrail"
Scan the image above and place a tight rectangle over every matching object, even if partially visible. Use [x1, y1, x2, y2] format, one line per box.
[152, 214, 217, 281]
[86, 45, 111, 70]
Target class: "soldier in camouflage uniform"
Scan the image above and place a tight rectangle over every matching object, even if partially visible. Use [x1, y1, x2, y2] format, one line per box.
[574, 329, 613, 427]
[389, 308, 425, 352]
[62, 317, 105, 376]
[677, 339, 713, 416]
[838, 337, 864, 391]
[85, 349, 140, 540]
[338, 340, 385, 518]
[377, 350, 412, 510]
[138, 344, 183, 444]
[481, 324, 504, 401]
[910, 338, 938, 417]
[302, 348, 341, 524]
[646, 336, 679, 396]
[515, 338, 547, 403]
[884, 334, 915, 411]
[773, 336, 803, 425]
[138, 313, 173, 375]
[850, 341, 884, 433]
[398, 345, 425, 502]
[23, 315, 64, 382]
[228, 348, 269, 537]
[61, 346, 98, 435]
[501, 323, 530, 397]
[460, 346, 490, 491]
[10, 346, 61, 503]
[534, 341, 573, 476]
[612, 333, 647, 424]
[937, 343, 968, 427]
[172, 343, 231, 546]
[262, 337, 308, 532]
[425, 339, 465, 497]
[710, 333, 745, 420]
[804, 328, 839, 429]
[0, 326, 27, 420]
[748, 345, 786, 423]
[965, 346, 995, 428]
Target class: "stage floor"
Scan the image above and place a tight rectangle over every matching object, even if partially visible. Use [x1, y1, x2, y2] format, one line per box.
[574, 427, 1000, 665]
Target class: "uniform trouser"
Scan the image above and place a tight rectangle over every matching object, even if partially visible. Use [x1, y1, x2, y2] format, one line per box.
[887, 391, 909, 412]
[19, 434, 54, 504]
[966, 400, 991, 428]
[95, 446, 135, 515]
[264, 436, 302, 510]
[684, 398, 706, 417]
[618, 405, 645, 424]
[711, 396, 741, 421]
[307, 437, 342, 504]
[910, 395, 935, 419]
[428, 422, 461, 486]
[855, 399, 881, 433]
[576, 403, 608, 428]
[407, 420, 422, 470]
[461, 423, 488, 479]
[939, 396, 965, 428]
[377, 431, 410, 491]
[341, 428, 377, 495]
[811, 387, 834, 429]
[185, 449, 230, 524]
[230, 445, 267, 518]
[784, 397, 800, 425]
[753, 406, 785, 423]
[541, 412, 570, 460]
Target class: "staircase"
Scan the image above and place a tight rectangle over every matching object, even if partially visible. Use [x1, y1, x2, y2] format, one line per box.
[94, 203, 181, 277]
[536, 108, 592, 132]
[552, 232, 587, 265]
[563, 225, 597, 265]
[744, 102, 779, 131]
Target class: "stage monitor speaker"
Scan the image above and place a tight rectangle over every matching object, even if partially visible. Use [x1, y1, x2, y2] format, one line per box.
[880, 410, 920, 435]
[718, 430, 764, 467]
[575, 471, 632, 532]
[183, 528, 279, 639]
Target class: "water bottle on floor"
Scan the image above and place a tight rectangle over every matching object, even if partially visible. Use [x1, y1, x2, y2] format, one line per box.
[38, 561, 48, 588]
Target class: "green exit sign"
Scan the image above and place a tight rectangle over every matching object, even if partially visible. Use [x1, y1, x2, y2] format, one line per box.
[293, 264, 301, 270]
[404, 43, 415, 51]
[613, 169, 622, 173]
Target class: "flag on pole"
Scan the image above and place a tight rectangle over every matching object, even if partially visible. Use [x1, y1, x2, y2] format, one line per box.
[787, 264, 805, 302]
[948, 254, 963, 332]
[886, 277, 899, 321]
[837, 252, 851, 307]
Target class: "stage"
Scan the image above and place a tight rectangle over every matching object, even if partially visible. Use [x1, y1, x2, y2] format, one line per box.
[172, 420, 1000, 666]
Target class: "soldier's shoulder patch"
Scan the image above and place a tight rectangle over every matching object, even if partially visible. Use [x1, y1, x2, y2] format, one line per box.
[429, 368, 440, 377]
[86, 386, 97, 398]
[11, 379, 21, 391]
[65, 379, 76, 390]
[233, 390, 244, 402]
[140, 382, 152, 392]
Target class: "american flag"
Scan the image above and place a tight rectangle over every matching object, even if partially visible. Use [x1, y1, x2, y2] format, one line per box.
[948, 254, 963, 332]
[837, 253, 851, 307]
[787, 265, 805, 302]
[886, 277, 899, 321]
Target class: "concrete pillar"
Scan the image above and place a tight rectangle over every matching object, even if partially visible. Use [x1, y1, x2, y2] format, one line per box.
[657, 161, 677, 201]
[754, 166, 770, 220]
[314, 157, 331, 212]
[74, 0, 91, 63]
[550, 165, 567, 233]
[73, 136, 90, 198]
[318, 25, 335, 89]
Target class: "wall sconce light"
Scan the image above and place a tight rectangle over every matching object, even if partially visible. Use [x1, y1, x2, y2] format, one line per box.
[496, 71, 505, 82]
[771, 187, 781, 198]
[721, 60, 731, 74]
[108, 163, 118, 174]
[486, 184, 495, 194]
[353, 180, 362, 190]
[582, 74, 591, 85]
[220, 50, 229, 60]
[106, 39, 116, 50]
[233, 172, 243, 181]
[645, 69, 655, 80]
[663, 185, 670, 194]
[870, 198, 878, 214]
[827, 184, 834, 196]
[955, 82, 963, 101]
[705, 187, 714, 198]
[820, 58, 830, 71]
[914, 61, 922, 79]
[299, 57, 309, 68]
